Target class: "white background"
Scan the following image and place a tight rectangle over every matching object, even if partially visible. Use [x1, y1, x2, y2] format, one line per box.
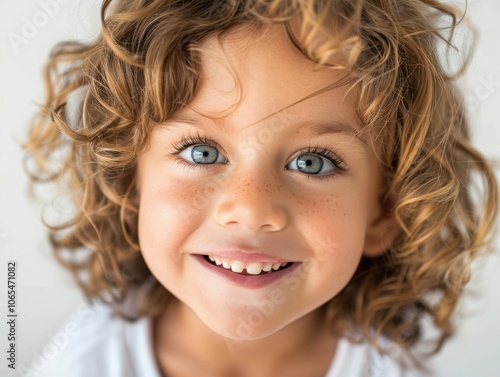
[0, 1, 499, 376]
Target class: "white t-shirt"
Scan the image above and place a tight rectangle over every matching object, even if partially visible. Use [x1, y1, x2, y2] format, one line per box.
[30, 303, 429, 377]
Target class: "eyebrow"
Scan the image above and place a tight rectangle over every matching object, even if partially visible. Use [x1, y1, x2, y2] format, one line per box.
[162, 113, 368, 147]
[304, 121, 367, 145]
[162, 113, 231, 135]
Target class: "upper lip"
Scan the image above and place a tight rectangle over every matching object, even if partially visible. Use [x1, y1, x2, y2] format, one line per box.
[189, 234, 302, 263]
[196, 250, 294, 263]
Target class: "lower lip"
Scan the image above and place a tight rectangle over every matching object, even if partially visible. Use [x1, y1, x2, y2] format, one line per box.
[192, 254, 301, 289]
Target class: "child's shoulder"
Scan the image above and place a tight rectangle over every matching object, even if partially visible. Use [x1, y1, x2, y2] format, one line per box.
[33, 301, 428, 377]
[34, 302, 161, 377]
[327, 334, 430, 377]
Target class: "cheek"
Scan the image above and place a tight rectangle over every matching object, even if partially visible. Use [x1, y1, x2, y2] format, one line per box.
[139, 174, 210, 231]
[137, 176, 210, 273]
[294, 188, 369, 247]
[291, 187, 369, 284]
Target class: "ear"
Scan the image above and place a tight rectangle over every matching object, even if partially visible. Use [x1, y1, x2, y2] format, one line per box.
[363, 196, 400, 257]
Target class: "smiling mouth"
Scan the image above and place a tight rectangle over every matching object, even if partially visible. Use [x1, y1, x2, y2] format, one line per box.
[202, 255, 294, 276]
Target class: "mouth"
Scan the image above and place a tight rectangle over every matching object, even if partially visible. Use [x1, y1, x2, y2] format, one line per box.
[202, 255, 294, 276]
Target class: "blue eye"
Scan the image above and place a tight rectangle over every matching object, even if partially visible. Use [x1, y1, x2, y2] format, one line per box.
[171, 135, 347, 179]
[287, 153, 337, 175]
[179, 144, 228, 164]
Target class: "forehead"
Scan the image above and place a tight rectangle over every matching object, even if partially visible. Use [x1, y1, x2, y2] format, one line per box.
[186, 23, 360, 130]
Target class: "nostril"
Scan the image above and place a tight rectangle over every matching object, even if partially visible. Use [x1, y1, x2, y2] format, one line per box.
[213, 200, 288, 233]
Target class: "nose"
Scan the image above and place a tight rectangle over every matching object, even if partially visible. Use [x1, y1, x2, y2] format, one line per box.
[213, 173, 288, 232]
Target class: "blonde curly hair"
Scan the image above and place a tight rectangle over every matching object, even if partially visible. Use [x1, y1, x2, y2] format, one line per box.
[23, 0, 498, 356]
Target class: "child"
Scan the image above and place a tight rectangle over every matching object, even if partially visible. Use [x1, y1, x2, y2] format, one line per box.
[23, 0, 499, 376]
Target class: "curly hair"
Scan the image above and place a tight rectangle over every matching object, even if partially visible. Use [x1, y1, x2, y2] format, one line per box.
[23, 0, 498, 357]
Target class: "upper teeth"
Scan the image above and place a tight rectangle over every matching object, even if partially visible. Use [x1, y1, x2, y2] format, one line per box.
[207, 255, 288, 275]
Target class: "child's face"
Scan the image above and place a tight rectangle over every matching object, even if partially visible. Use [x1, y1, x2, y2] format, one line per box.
[135, 24, 395, 340]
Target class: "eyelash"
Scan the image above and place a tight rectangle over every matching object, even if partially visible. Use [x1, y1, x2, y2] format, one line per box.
[169, 132, 223, 171]
[170, 132, 221, 154]
[169, 133, 348, 181]
[292, 144, 347, 181]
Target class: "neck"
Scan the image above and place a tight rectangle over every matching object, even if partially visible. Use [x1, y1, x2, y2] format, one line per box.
[154, 299, 337, 377]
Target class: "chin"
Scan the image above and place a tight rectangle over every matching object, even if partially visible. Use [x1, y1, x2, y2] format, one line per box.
[197, 307, 293, 342]
[211, 324, 281, 343]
